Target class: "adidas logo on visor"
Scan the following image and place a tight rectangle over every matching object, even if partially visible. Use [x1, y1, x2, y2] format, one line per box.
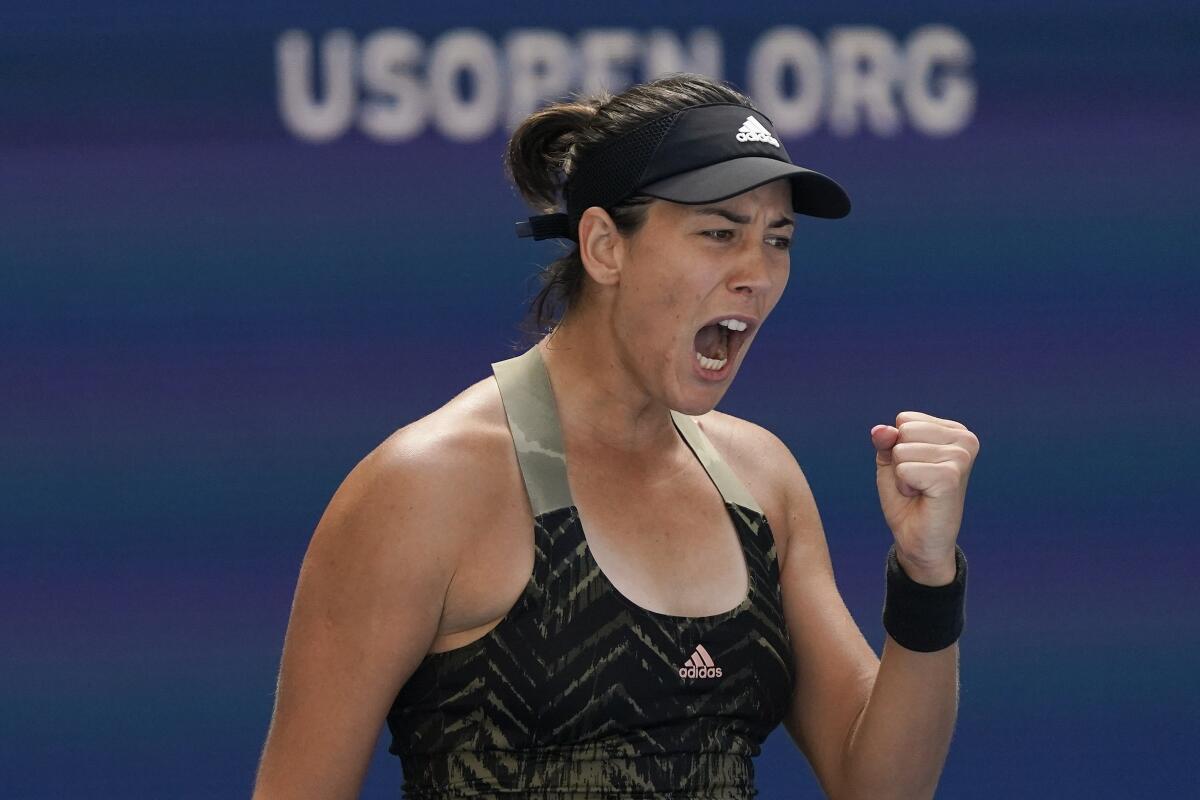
[735, 115, 780, 148]
[678, 643, 724, 679]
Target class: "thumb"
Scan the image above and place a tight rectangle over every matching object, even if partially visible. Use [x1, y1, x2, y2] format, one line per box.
[871, 424, 898, 466]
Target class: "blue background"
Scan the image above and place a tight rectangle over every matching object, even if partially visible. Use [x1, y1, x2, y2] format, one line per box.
[3, 1, 1198, 797]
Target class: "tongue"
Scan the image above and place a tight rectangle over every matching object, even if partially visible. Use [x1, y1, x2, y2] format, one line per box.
[693, 324, 729, 360]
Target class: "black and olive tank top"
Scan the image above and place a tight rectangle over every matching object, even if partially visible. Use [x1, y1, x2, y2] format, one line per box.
[386, 345, 796, 798]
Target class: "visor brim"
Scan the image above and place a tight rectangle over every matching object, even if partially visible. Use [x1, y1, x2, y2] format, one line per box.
[639, 157, 851, 219]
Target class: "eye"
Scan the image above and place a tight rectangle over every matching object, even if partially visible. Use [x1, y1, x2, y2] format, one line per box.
[767, 236, 792, 250]
[701, 229, 735, 241]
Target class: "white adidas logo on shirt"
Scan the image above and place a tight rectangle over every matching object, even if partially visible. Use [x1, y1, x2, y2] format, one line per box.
[735, 115, 780, 148]
[678, 643, 724, 679]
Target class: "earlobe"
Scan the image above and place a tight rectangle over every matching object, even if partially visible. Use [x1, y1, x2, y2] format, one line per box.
[578, 207, 623, 287]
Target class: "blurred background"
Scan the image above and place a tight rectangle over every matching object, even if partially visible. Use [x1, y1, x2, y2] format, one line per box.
[3, 1, 1198, 797]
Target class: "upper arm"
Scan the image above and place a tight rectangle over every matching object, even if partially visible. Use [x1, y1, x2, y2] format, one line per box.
[252, 433, 461, 800]
[771, 436, 880, 798]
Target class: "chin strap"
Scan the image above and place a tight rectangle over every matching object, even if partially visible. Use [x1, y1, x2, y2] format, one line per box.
[514, 212, 575, 241]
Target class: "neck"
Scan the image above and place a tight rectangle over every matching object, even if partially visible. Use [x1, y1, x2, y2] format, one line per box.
[537, 304, 679, 458]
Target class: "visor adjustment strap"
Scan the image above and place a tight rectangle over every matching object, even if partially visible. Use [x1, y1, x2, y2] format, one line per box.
[514, 212, 574, 241]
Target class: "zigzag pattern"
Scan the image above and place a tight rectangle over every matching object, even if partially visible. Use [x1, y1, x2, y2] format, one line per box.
[388, 502, 795, 798]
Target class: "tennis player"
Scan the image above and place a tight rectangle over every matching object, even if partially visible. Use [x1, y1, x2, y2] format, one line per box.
[252, 73, 978, 799]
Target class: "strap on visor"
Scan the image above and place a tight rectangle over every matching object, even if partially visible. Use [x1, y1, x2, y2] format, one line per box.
[515, 213, 573, 241]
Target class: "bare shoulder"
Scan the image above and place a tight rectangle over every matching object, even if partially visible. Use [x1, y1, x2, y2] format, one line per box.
[253, 373, 522, 797]
[297, 372, 518, 621]
[689, 408, 802, 512]
[690, 409, 821, 566]
[365, 372, 520, 535]
[372, 374, 511, 479]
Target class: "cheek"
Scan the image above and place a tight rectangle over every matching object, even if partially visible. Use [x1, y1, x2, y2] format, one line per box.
[762, 260, 790, 312]
[616, 287, 686, 373]
[626, 252, 691, 325]
[649, 281, 694, 354]
[618, 240, 706, 360]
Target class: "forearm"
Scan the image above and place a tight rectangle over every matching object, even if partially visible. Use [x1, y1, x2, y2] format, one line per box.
[839, 546, 962, 800]
[840, 635, 959, 799]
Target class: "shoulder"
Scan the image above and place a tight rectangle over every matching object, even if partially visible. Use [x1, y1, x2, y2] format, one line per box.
[373, 373, 512, 476]
[365, 373, 519, 521]
[689, 408, 802, 506]
[295, 368, 527, 616]
[319, 373, 522, 580]
[689, 409, 820, 564]
[253, 372, 523, 791]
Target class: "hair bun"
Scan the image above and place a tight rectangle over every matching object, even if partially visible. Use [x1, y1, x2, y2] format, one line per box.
[504, 101, 600, 213]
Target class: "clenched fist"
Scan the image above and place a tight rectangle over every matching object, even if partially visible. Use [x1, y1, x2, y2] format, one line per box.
[870, 411, 980, 586]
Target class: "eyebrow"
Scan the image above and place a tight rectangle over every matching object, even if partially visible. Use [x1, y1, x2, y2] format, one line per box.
[693, 206, 795, 228]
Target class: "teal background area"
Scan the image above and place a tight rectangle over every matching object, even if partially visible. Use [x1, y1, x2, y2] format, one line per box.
[3, 1, 1198, 797]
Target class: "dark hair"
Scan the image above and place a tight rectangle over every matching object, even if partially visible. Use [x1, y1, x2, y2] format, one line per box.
[503, 73, 757, 338]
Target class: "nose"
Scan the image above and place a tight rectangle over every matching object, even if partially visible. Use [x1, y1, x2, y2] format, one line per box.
[728, 238, 777, 295]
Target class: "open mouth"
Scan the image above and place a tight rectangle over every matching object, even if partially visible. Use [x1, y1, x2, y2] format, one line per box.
[692, 318, 752, 377]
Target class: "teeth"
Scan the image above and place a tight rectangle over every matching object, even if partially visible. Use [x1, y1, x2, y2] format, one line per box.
[718, 319, 748, 331]
[695, 351, 728, 371]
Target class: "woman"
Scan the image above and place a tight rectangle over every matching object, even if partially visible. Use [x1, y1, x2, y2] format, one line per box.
[253, 74, 977, 799]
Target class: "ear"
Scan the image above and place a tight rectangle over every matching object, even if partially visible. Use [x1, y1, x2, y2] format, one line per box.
[577, 206, 624, 287]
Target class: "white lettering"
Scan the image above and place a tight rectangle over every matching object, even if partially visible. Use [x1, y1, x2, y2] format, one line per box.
[274, 25, 976, 143]
[903, 24, 975, 137]
[276, 29, 355, 143]
[504, 29, 575, 132]
[643, 27, 723, 81]
[746, 27, 824, 138]
[359, 29, 427, 142]
[580, 29, 639, 94]
[828, 26, 902, 137]
[428, 29, 503, 142]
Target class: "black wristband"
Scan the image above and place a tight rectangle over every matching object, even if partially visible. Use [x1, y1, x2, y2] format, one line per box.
[882, 544, 967, 652]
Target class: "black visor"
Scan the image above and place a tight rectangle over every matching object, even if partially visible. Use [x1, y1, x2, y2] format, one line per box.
[515, 102, 850, 241]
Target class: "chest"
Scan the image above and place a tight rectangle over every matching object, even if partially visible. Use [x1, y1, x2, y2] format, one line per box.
[391, 500, 797, 785]
[566, 445, 750, 618]
[394, 495, 798, 773]
[434, 420, 791, 653]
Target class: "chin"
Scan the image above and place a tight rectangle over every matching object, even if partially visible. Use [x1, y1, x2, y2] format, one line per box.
[671, 385, 730, 417]
[674, 402, 719, 418]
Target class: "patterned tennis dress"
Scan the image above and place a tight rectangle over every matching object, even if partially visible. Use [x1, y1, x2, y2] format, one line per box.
[386, 345, 796, 798]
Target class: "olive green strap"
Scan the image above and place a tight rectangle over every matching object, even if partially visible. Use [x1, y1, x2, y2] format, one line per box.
[492, 345, 763, 516]
[669, 410, 764, 515]
[491, 346, 574, 516]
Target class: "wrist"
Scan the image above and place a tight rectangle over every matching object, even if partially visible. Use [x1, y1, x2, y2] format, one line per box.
[882, 543, 967, 652]
[894, 550, 958, 586]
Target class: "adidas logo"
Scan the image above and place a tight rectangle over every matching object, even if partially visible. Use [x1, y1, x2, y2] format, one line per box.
[678, 644, 723, 679]
[735, 115, 780, 148]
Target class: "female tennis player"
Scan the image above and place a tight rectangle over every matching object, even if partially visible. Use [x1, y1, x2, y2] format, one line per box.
[253, 73, 978, 799]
